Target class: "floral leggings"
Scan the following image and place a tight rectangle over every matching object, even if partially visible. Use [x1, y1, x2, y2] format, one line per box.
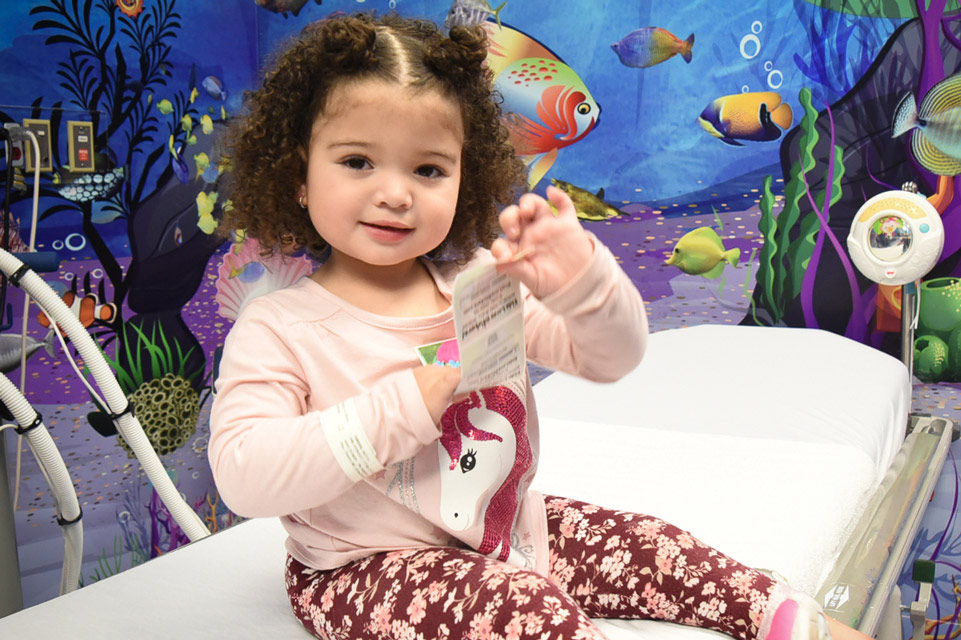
[285, 496, 777, 640]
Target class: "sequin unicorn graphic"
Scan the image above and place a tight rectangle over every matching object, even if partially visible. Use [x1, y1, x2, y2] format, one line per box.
[438, 386, 532, 564]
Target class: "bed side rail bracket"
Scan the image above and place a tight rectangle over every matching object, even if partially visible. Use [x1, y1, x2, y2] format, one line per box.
[908, 413, 960, 440]
[909, 559, 935, 640]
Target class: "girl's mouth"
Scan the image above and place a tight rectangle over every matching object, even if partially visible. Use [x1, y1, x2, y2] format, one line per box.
[361, 222, 413, 243]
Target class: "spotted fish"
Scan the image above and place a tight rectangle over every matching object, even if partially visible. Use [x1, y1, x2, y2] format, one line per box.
[484, 23, 600, 188]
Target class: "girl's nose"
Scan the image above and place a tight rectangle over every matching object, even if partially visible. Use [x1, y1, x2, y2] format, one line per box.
[375, 174, 413, 210]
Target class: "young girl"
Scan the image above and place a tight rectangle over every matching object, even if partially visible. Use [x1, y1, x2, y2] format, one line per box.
[209, 12, 869, 640]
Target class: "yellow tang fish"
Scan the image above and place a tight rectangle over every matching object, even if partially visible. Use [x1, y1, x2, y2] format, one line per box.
[665, 227, 740, 278]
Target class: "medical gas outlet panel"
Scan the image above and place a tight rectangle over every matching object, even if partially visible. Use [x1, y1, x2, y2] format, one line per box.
[1, 119, 95, 174]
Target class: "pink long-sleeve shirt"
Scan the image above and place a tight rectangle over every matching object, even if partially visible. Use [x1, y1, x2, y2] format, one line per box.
[209, 238, 647, 576]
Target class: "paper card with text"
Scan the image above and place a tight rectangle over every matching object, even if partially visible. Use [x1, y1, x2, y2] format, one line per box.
[450, 261, 525, 394]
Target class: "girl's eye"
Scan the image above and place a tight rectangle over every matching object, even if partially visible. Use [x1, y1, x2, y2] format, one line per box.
[415, 165, 444, 179]
[342, 157, 370, 170]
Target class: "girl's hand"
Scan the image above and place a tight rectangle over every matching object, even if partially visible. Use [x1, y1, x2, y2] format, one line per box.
[413, 365, 462, 424]
[491, 186, 593, 298]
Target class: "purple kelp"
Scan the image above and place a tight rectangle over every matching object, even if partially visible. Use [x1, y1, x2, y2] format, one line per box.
[752, 88, 868, 338]
[792, 0, 895, 106]
[797, 103, 867, 340]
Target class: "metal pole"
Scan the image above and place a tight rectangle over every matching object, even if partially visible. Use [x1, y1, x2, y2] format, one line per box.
[902, 283, 916, 380]
[0, 430, 24, 616]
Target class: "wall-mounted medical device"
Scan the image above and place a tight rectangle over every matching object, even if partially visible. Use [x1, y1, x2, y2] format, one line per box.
[66, 121, 95, 173]
[847, 184, 944, 286]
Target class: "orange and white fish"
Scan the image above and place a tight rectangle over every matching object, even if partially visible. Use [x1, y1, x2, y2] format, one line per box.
[484, 22, 600, 188]
[37, 291, 117, 330]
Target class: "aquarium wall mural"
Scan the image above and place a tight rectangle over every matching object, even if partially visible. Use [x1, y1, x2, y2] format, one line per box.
[3, 0, 961, 636]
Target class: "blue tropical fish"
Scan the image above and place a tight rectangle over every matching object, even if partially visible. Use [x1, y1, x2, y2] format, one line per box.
[611, 27, 694, 69]
[202, 75, 228, 102]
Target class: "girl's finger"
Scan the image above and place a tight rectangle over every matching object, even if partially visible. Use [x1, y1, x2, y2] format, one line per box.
[499, 205, 521, 240]
[516, 193, 543, 224]
[490, 237, 517, 264]
[545, 185, 575, 219]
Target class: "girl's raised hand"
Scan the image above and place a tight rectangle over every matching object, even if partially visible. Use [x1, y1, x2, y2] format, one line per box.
[491, 186, 593, 299]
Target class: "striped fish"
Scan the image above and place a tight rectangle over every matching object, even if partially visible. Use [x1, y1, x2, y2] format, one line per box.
[893, 73, 961, 176]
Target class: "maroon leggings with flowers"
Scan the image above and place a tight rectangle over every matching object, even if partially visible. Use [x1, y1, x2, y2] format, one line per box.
[285, 496, 777, 640]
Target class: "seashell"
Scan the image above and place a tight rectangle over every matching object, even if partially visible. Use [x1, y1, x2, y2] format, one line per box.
[214, 236, 313, 320]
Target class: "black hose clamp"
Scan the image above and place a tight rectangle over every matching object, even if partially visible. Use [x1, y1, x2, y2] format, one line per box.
[106, 403, 135, 421]
[7, 264, 30, 287]
[13, 412, 42, 435]
[56, 506, 83, 526]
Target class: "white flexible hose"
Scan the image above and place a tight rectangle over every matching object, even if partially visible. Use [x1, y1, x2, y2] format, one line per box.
[0, 249, 210, 542]
[0, 374, 82, 594]
[12, 130, 42, 511]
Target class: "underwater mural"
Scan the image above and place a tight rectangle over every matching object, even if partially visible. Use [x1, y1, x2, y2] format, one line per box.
[1, 0, 961, 636]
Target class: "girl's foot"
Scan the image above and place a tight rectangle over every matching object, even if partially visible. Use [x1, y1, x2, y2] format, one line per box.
[760, 583, 832, 640]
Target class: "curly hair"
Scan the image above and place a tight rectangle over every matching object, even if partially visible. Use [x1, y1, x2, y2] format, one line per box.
[219, 12, 526, 261]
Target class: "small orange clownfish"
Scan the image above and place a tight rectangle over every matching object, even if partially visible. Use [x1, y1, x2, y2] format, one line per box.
[38, 292, 117, 330]
[698, 91, 793, 146]
[115, 0, 144, 19]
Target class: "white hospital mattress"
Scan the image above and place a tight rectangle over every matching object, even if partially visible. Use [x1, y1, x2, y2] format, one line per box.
[533, 325, 909, 482]
[0, 325, 910, 639]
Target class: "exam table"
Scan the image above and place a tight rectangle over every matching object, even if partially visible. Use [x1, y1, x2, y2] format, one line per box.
[0, 324, 950, 639]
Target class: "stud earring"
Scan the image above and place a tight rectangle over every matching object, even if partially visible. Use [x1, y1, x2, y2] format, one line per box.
[298, 194, 307, 209]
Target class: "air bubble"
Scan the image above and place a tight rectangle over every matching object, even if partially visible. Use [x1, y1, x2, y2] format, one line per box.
[739, 34, 760, 60]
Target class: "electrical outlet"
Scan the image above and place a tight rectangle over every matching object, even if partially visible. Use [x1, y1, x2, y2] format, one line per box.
[2, 123, 25, 169]
[22, 119, 53, 173]
[67, 121, 95, 173]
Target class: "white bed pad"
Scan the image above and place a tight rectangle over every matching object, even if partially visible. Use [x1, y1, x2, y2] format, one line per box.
[533, 325, 910, 482]
[0, 325, 911, 639]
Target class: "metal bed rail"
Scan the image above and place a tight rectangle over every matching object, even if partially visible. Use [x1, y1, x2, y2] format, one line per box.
[816, 414, 954, 638]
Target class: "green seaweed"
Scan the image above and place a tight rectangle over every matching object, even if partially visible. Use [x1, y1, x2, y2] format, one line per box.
[755, 176, 779, 323]
[778, 88, 822, 308]
[752, 87, 851, 327]
[103, 321, 201, 395]
[753, 87, 821, 325]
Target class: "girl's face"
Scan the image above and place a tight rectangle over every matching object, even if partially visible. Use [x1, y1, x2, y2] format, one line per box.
[302, 79, 463, 276]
